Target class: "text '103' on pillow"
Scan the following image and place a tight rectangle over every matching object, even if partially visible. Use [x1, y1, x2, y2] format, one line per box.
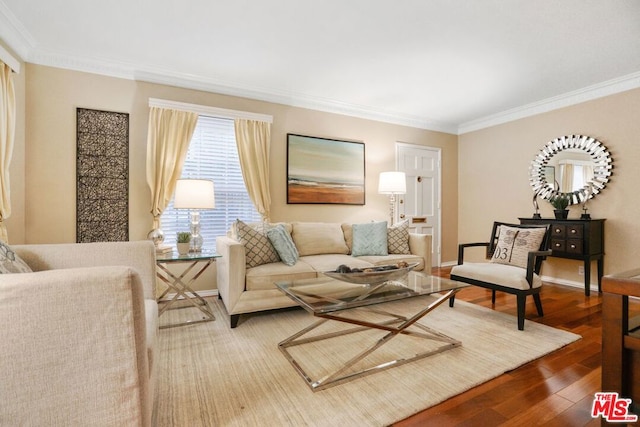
[490, 225, 547, 269]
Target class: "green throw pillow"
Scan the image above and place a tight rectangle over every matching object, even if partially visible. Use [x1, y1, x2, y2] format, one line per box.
[267, 224, 299, 266]
[351, 221, 388, 257]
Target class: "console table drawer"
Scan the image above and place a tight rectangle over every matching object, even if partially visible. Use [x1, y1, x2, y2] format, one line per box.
[551, 239, 566, 252]
[567, 225, 583, 238]
[551, 225, 566, 237]
[566, 239, 583, 254]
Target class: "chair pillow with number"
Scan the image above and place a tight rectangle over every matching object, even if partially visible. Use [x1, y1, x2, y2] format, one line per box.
[489, 225, 547, 269]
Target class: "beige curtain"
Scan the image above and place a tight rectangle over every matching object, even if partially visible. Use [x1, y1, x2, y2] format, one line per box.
[560, 163, 573, 193]
[146, 107, 198, 229]
[234, 119, 272, 221]
[0, 62, 15, 243]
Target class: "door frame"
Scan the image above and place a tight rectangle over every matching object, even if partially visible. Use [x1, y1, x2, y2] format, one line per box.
[396, 142, 442, 267]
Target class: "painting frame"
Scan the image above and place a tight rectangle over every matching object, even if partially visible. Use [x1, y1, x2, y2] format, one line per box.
[76, 108, 129, 243]
[287, 134, 365, 205]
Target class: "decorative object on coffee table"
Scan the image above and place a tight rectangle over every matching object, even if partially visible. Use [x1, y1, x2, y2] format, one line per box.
[324, 262, 418, 285]
[378, 171, 406, 225]
[174, 179, 215, 252]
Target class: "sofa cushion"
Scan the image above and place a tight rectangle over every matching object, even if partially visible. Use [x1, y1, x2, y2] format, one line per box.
[246, 261, 317, 291]
[234, 220, 280, 268]
[292, 222, 349, 256]
[300, 254, 374, 273]
[489, 225, 547, 269]
[341, 223, 353, 253]
[266, 224, 299, 266]
[387, 220, 411, 254]
[451, 262, 542, 290]
[0, 241, 33, 274]
[351, 221, 388, 256]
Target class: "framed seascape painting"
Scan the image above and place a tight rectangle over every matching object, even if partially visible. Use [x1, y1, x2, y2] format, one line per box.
[287, 134, 365, 205]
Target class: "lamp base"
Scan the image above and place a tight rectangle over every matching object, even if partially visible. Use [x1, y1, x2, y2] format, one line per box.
[189, 211, 203, 252]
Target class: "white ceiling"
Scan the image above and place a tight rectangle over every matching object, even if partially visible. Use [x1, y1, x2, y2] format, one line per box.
[1, 0, 639, 134]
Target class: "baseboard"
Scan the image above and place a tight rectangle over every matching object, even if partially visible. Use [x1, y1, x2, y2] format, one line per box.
[439, 260, 458, 268]
[540, 275, 598, 293]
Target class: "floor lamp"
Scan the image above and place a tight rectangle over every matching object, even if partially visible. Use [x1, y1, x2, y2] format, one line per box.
[174, 179, 215, 252]
[378, 171, 406, 226]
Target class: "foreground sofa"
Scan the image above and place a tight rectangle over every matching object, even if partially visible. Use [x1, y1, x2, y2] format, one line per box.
[216, 221, 432, 328]
[0, 241, 158, 427]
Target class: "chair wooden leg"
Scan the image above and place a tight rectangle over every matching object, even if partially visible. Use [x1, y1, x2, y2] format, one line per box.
[449, 295, 456, 307]
[533, 293, 544, 316]
[491, 290, 496, 304]
[516, 294, 526, 330]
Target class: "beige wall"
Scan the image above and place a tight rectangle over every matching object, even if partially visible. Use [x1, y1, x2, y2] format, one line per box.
[15, 63, 458, 290]
[459, 88, 640, 286]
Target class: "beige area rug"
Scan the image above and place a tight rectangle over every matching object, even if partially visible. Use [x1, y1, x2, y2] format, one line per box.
[155, 295, 580, 427]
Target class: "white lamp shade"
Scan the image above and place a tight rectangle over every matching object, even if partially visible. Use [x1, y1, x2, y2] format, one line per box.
[378, 171, 406, 194]
[174, 179, 215, 209]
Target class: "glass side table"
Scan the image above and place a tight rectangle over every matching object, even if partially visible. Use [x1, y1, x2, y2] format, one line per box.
[156, 250, 221, 329]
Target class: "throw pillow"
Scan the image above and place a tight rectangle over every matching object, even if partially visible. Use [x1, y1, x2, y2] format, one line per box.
[234, 219, 280, 268]
[0, 240, 33, 274]
[387, 219, 411, 254]
[351, 221, 388, 257]
[490, 225, 547, 269]
[266, 224, 299, 266]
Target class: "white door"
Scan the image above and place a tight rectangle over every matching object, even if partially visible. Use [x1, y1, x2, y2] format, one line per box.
[396, 143, 441, 267]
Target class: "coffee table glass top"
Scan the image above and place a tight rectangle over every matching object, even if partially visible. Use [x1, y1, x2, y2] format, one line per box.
[275, 271, 468, 315]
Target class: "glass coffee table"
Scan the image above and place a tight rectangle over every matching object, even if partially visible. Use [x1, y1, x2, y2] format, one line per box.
[275, 271, 468, 391]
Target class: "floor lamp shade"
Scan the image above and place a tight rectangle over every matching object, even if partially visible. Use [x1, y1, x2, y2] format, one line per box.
[378, 171, 406, 194]
[174, 179, 215, 252]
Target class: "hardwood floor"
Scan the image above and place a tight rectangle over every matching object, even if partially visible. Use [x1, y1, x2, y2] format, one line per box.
[393, 267, 640, 427]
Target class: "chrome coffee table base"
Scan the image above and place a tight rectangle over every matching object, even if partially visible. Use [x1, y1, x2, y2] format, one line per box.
[278, 288, 462, 391]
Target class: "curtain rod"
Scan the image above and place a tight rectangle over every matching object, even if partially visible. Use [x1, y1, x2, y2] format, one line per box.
[0, 44, 20, 73]
[148, 98, 273, 123]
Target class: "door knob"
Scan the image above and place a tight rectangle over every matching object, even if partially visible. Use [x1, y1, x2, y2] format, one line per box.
[400, 214, 405, 219]
[417, 176, 422, 183]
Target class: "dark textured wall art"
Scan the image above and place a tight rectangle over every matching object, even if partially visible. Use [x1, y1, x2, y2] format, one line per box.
[76, 108, 129, 242]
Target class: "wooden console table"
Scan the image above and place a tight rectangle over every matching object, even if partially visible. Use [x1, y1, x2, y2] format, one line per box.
[519, 218, 605, 296]
[601, 270, 640, 424]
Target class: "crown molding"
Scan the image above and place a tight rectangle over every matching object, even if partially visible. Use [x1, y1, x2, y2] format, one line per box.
[0, 0, 34, 60]
[458, 71, 640, 134]
[135, 70, 459, 134]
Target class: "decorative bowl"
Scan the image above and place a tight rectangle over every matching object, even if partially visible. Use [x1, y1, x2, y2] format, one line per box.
[323, 262, 419, 285]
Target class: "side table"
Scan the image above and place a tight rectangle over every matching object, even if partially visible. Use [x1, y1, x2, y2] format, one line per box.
[156, 250, 221, 328]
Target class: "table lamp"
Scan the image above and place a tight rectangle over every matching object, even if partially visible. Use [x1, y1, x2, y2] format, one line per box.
[378, 171, 406, 226]
[174, 179, 215, 252]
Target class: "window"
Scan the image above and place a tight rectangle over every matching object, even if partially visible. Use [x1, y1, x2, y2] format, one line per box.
[160, 115, 261, 248]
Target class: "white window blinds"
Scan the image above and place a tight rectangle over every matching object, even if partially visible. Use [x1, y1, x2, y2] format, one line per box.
[160, 115, 262, 249]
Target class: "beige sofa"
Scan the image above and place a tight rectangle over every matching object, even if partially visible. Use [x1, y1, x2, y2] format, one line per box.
[216, 221, 432, 328]
[0, 241, 158, 427]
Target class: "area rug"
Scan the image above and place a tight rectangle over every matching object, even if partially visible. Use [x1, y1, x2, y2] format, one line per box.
[155, 296, 580, 426]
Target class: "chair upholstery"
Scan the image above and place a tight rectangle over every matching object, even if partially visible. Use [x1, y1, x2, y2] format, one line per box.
[450, 222, 552, 330]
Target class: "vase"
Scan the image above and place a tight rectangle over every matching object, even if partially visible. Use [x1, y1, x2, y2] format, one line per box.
[176, 242, 190, 255]
[554, 209, 569, 220]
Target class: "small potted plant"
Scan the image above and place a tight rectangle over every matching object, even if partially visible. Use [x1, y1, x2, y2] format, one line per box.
[176, 231, 191, 255]
[550, 194, 570, 219]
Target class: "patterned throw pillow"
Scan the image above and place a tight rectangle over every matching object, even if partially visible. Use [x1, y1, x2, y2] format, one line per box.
[234, 220, 280, 268]
[489, 225, 547, 269]
[266, 224, 299, 266]
[351, 221, 388, 257]
[0, 241, 33, 274]
[387, 219, 411, 254]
